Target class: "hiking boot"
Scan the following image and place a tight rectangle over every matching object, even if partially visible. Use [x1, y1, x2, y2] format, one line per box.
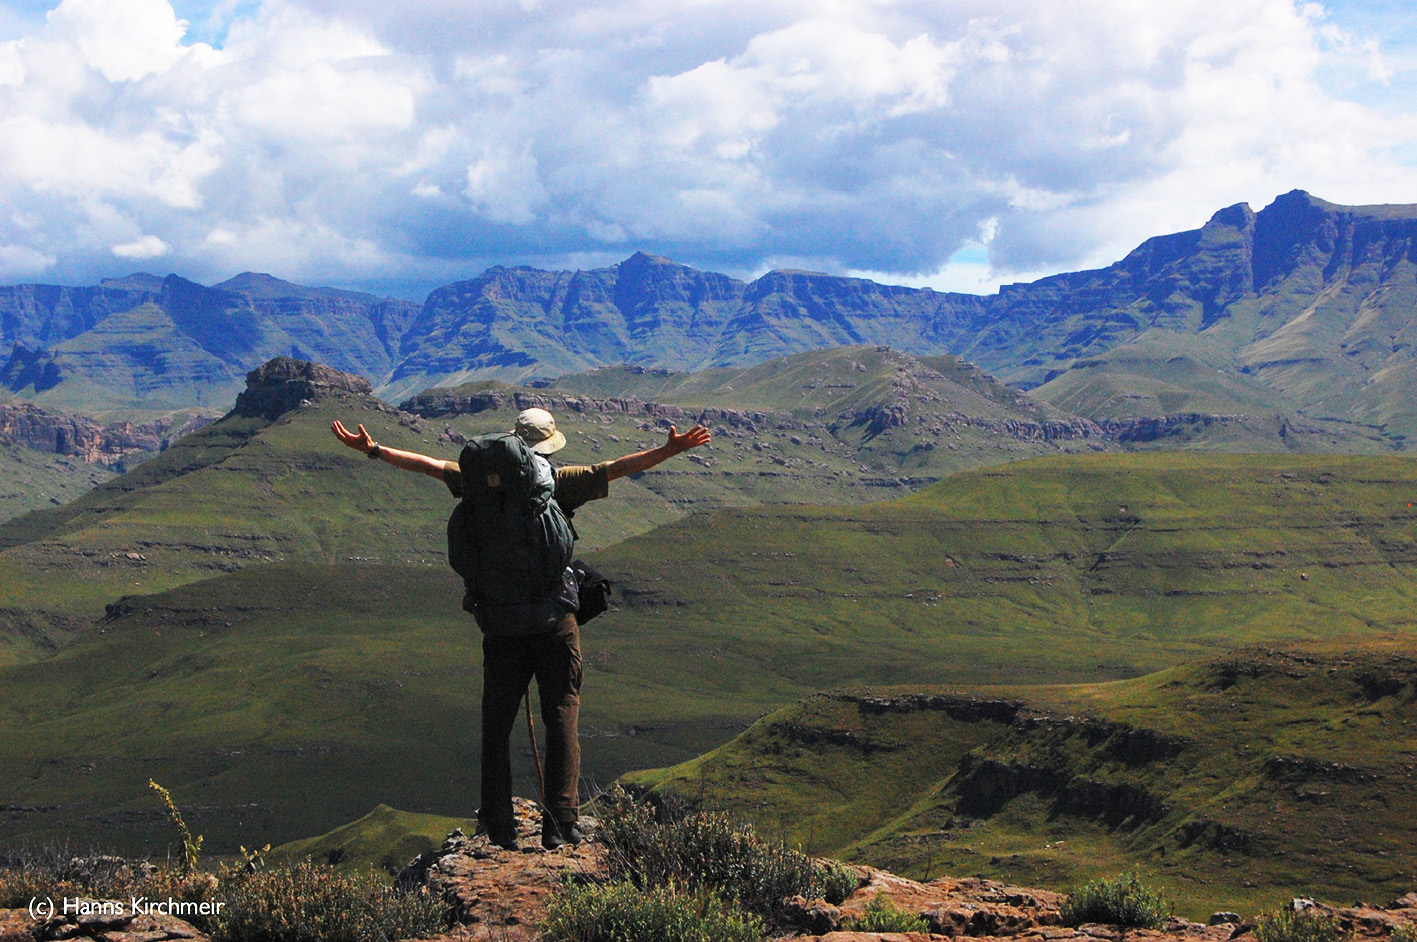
[479, 820, 519, 850]
[541, 816, 583, 850]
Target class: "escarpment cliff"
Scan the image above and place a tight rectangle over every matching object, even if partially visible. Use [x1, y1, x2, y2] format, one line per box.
[0, 401, 209, 465]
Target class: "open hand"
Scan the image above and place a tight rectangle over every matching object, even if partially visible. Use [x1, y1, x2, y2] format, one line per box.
[666, 424, 711, 454]
[331, 420, 376, 454]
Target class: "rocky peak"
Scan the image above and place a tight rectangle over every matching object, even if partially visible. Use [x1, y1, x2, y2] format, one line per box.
[216, 272, 305, 299]
[1204, 201, 1256, 234]
[97, 273, 165, 291]
[232, 357, 374, 419]
[612, 251, 746, 310]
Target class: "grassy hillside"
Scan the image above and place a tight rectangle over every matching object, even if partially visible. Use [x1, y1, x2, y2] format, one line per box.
[267, 805, 474, 872]
[0, 562, 774, 856]
[1, 449, 1414, 856]
[407, 346, 1115, 501]
[593, 451, 1417, 691]
[628, 639, 1417, 918]
[0, 393, 455, 663]
[1, 381, 849, 662]
[0, 443, 116, 524]
[545, 345, 1395, 456]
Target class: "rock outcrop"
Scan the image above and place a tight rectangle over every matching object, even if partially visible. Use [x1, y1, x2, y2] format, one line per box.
[0, 900, 209, 941]
[231, 357, 375, 419]
[394, 797, 598, 942]
[387, 808, 1417, 942]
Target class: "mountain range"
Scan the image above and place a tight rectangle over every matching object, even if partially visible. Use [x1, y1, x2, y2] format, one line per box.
[2, 191, 1415, 447]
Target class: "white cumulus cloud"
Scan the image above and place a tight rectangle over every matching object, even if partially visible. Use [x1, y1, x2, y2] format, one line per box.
[0, 0, 1411, 298]
[46, 0, 194, 82]
[112, 234, 170, 259]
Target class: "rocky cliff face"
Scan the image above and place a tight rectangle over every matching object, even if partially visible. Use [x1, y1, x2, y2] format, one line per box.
[391, 192, 1417, 441]
[0, 401, 209, 465]
[0, 277, 162, 353]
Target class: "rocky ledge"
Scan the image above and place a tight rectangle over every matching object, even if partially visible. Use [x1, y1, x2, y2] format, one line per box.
[386, 798, 1417, 942]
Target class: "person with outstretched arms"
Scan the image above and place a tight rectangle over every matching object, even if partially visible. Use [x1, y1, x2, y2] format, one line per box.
[332, 409, 710, 849]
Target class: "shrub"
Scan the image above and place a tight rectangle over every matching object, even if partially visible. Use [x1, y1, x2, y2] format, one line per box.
[209, 859, 448, 942]
[0, 850, 120, 908]
[842, 891, 929, 933]
[595, 787, 860, 924]
[1392, 925, 1417, 942]
[818, 859, 864, 906]
[540, 881, 765, 942]
[1060, 872, 1172, 929]
[1253, 907, 1350, 942]
[0, 851, 446, 942]
[0, 848, 200, 910]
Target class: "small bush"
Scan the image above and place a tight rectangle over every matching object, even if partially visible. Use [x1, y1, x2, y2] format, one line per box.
[843, 891, 929, 933]
[1391, 925, 1417, 942]
[0, 848, 445, 942]
[1060, 872, 1172, 929]
[595, 787, 860, 924]
[210, 859, 448, 942]
[818, 859, 864, 905]
[541, 881, 765, 942]
[1254, 907, 1350, 942]
[0, 848, 181, 909]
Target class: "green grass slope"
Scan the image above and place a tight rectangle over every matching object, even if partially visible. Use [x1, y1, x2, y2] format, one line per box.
[0, 443, 116, 531]
[628, 639, 1417, 918]
[0, 392, 456, 661]
[0, 378, 797, 661]
[592, 451, 1417, 694]
[267, 804, 475, 872]
[546, 345, 1388, 458]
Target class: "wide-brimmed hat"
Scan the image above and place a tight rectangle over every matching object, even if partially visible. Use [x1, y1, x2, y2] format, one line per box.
[514, 407, 567, 455]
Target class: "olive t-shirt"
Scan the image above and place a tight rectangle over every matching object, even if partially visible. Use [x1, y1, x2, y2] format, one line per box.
[442, 460, 610, 513]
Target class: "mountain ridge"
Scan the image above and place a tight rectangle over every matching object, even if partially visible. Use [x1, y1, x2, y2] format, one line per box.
[6, 190, 1417, 442]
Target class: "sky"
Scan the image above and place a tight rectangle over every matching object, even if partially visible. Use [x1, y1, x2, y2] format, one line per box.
[0, 0, 1414, 301]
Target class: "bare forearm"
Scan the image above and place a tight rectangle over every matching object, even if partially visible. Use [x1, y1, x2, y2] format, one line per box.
[332, 420, 447, 480]
[605, 424, 711, 481]
[604, 444, 677, 481]
[371, 445, 446, 479]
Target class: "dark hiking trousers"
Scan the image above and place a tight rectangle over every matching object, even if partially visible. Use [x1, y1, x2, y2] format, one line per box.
[479, 614, 582, 831]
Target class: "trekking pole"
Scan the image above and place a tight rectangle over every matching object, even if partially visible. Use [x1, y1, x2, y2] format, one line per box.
[524, 693, 548, 811]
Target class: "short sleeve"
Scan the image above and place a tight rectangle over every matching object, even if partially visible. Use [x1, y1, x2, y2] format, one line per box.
[443, 460, 462, 499]
[553, 462, 610, 512]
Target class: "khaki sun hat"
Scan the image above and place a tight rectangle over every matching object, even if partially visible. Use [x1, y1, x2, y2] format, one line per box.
[514, 407, 567, 455]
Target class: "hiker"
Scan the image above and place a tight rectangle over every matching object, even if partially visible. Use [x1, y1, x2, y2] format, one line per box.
[331, 409, 710, 849]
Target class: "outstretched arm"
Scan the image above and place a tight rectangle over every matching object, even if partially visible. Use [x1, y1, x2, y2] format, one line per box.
[604, 424, 711, 482]
[331, 420, 447, 480]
